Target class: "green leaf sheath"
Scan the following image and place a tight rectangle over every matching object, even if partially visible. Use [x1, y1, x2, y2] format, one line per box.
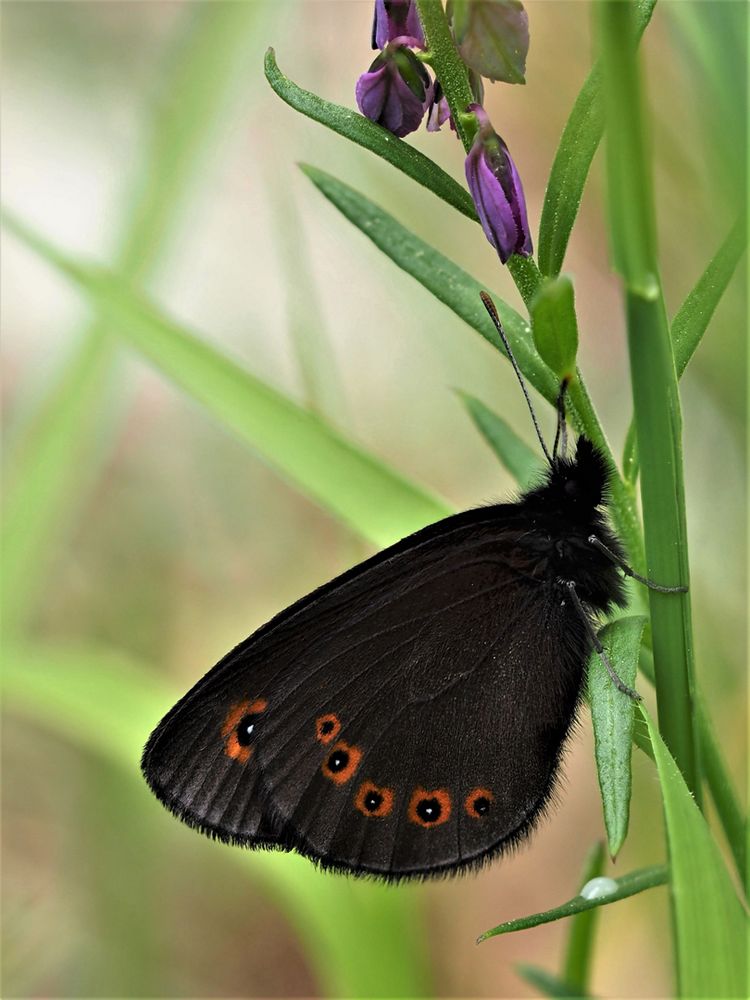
[2, 211, 451, 550]
[264, 48, 477, 222]
[588, 617, 647, 857]
[538, 0, 657, 278]
[623, 216, 747, 480]
[300, 164, 644, 568]
[641, 708, 747, 998]
[478, 864, 668, 942]
[562, 842, 607, 995]
[457, 392, 545, 488]
[2, 3, 266, 636]
[598, 1, 699, 800]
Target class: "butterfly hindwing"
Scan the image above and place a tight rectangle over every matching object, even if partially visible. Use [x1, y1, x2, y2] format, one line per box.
[142, 506, 589, 877]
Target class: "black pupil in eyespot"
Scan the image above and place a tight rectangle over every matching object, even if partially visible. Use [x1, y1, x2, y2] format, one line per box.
[236, 715, 256, 747]
[364, 790, 383, 812]
[321, 720, 334, 734]
[416, 797, 441, 823]
[473, 796, 490, 816]
[328, 750, 349, 772]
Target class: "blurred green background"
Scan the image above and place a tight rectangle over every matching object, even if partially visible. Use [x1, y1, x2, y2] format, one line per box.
[2, 1, 745, 997]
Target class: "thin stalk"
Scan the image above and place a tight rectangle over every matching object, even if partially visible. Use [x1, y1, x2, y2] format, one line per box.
[598, 0, 700, 804]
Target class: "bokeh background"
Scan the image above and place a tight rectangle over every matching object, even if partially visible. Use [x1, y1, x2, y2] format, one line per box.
[2, 1, 745, 997]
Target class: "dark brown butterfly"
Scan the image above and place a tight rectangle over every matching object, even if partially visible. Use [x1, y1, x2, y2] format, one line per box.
[141, 294, 680, 880]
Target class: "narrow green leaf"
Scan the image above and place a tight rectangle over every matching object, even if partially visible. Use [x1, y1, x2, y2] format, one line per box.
[264, 48, 477, 222]
[299, 163, 558, 403]
[538, 0, 657, 277]
[641, 708, 747, 998]
[3, 212, 452, 550]
[588, 616, 646, 857]
[478, 864, 668, 942]
[529, 275, 579, 379]
[562, 842, 606, 994]
[516, 965, 585, 998]
[2, 644, 431, 998]
[672, 218, 746, 375]
[299, 163, 645, 572]
[457, 391, 544, 488]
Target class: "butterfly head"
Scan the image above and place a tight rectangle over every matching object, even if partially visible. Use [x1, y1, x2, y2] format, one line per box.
[524, 436, 609, 523]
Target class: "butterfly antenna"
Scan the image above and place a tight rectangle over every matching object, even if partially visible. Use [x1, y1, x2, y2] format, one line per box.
[480, 291, 552, 466]
[552, 377, 570, 461]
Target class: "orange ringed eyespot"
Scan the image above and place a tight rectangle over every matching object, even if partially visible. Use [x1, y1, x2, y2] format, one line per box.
[408, 788, 451, 827]
[322, 741, 362, 784]
[221, 698, 267, 764]
[315, 713, 341, 745]
[355, 781, 394, 818]
[465, 787, 494, 818]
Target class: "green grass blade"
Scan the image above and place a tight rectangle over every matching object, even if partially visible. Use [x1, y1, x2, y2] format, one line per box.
[599, 0, 699, 800]
[264, 47, 477, 222]
[641, 708, 747, 997]
[516, 965, 586, 998]
[638, 647, 746, 887]
[3, 212, 451, 549]
[457, 392, 544, 488]
[300, 163, 645, 571]
[622, 218, 747, 480]
[537, 0, 657, 277]
[478, 864, 668, 942]
[562, 842, 606, 994]
[588, 616, 647, 857]
[671, 218, 747, 376]
[2, 3, 269, 636]
[2, 644, 431, 998]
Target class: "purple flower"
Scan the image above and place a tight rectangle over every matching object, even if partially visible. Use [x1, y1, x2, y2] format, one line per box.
[426, 81, 452, 132]
[356, 44, 433, 138]
[465, 104, 532, 263]
[372, 0, 424, 50]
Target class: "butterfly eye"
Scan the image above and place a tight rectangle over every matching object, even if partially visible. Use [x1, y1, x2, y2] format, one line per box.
[408, 788, 451, 827]
[465, 788, 494, 818]
[221, 698, 268, 764]
[315, 713, 341, 745]
[322, 741, 362, 785]
[355, 781, 394, 818]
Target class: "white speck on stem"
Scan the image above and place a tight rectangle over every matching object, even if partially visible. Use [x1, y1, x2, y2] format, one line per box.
[579, 876, 618, 900]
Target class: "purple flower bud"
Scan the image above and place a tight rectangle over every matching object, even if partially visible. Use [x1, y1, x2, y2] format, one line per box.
[372, 0, 424, 50]
[356, 44, 433, 138]
[464, 104, 532, 263]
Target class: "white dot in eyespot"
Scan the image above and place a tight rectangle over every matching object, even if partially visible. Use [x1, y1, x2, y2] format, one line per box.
[579, 876, 618, 900]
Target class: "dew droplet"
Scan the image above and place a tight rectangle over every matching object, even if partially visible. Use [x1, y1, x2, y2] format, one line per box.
[579, 876, 618, 900]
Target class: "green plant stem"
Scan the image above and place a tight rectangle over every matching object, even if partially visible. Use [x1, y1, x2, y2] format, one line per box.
[599, 1, 700, 803]
[415, 0, 477, 149]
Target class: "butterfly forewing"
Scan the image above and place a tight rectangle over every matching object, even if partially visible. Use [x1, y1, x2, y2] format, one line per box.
[142, 506, 589, 878]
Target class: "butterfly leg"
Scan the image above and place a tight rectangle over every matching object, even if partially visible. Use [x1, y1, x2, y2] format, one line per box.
[587, 535, 688, 594]
[563, 580, 642, 701]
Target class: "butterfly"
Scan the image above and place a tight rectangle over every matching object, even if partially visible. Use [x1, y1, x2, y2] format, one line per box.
[142, 292, 683, 881]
